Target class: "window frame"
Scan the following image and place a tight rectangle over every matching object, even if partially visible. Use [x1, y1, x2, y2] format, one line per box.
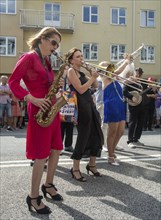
[140, 45, 155, 63]
[0, 36, 16, 56]
[0, 0, 16, 14]
[140, 10, 155, 27]
[44, 2, 61, 26]
[110, 44, 126, 62]
[82, 5, 98, 23]
[82, 43, 98, 61]
[111, 7, 126, 25]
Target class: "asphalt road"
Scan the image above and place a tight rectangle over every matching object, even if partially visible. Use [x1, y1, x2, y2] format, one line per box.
[0, 126, 161, 220]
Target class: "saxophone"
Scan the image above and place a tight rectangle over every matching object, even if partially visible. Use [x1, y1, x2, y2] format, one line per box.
[35, 55, 68, 127]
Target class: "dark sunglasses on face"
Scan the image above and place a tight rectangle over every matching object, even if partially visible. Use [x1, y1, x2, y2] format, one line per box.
[47, 38, 59, 48]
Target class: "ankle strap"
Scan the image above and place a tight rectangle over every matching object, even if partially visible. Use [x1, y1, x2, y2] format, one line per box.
[108, 157, 114, 159]
[44, 183, 57, 191]
[72, 169, 80, 172]
[29, 195, 43, 206]
[88, 164, 96, 168]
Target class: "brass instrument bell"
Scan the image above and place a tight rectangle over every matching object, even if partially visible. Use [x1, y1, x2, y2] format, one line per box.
[106, 63, 115, 73]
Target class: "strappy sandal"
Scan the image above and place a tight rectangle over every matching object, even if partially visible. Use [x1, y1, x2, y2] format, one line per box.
[70, 168, 87, 182]
[26, 195, 51, 214]
[41, 183, 63, 201]
[86, 164, 102, 177]
[108, 157, 119, 166]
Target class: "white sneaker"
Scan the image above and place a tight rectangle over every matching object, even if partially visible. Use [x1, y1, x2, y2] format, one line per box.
[128, 142, 137, 148]
[116, 145, 124, 151]
[136, 141, 144, 146]
[102, 146, 108, 152]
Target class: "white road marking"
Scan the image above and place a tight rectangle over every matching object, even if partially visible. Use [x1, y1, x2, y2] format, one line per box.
[0, 154, 161, 168]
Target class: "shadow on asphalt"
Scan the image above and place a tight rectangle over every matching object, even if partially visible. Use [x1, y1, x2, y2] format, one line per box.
[55, 203, 93, 220]
[55, 163, 161, 220]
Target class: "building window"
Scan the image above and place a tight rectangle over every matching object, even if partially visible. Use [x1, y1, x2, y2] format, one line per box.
[82, 43, 98, 61]
[141, 46, 155, 63]
[44, 3, 60, 26]
[111, 44, 126, 61]
[0, 37, 16, 56]
[0, 0, 16, 14]
[140, 10, 155, 27]
[111, 8, 126, 25]
[83, 5, 98, 23]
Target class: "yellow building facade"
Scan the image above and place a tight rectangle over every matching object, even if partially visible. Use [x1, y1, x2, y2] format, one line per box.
[0, 0, 160, 80]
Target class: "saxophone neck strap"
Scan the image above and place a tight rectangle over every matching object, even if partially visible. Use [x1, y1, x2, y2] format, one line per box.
[34, 47, 52, 85]
[34, 47, 50, 68]
[34, 47, 44, 64]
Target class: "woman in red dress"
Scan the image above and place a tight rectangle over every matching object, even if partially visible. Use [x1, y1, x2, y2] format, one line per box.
[9, 27, 63, 214]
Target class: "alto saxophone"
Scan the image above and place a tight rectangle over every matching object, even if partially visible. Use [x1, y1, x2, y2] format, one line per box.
[35, 56, 67, 127]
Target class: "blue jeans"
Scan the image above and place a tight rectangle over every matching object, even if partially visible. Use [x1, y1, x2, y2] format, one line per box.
[0, 103, 12, 119]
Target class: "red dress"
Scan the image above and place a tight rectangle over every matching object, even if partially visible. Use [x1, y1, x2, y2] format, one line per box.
[9, 51, 63, 159]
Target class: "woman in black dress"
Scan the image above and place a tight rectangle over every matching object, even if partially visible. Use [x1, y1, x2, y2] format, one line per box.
[65, 48, 103, 182]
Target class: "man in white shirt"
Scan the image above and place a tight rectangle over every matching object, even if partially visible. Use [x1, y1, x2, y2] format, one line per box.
[0, 75, 13, 131]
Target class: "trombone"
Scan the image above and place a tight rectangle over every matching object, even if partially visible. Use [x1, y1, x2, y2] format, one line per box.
[135, 77, 161, 88]
[83, 43, 145, 80]
[81, 62, 143, 92]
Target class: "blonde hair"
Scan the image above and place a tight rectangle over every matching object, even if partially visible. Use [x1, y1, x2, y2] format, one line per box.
[27, 27, 61, 50]
[98, 61, 110, 79]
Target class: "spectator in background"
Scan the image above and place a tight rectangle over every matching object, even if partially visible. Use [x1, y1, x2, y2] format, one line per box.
[0, 75, 13, 131]
[94, 74, 108, 152]
[18, 100, 26, 129]
[60, 65, 74, 153]
[11, 93, 21, 130]
[143, 77, 157, 131]
[154, 87, 161, 128]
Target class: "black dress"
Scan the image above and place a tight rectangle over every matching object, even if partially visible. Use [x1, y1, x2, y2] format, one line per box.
[70, 71, 104, 160]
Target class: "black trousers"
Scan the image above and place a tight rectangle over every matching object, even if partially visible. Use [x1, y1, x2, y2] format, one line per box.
[127, 105, 145, 143]
[61, 122, 74, 148]
[144, 106, 155, 129]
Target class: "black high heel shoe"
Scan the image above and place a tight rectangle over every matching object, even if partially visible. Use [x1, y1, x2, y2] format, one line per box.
[26, 195, 51, 214]
[41, 183, 63, 201]
[86, 164, 102, 177]
[70, 168, 87, 182]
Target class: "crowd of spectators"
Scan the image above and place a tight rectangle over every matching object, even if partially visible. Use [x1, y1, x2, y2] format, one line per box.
[0, 75, 27, 132]
[0, 74, 161, 133]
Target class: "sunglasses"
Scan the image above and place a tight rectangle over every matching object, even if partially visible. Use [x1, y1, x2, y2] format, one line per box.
[47, 38, 59, 48]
